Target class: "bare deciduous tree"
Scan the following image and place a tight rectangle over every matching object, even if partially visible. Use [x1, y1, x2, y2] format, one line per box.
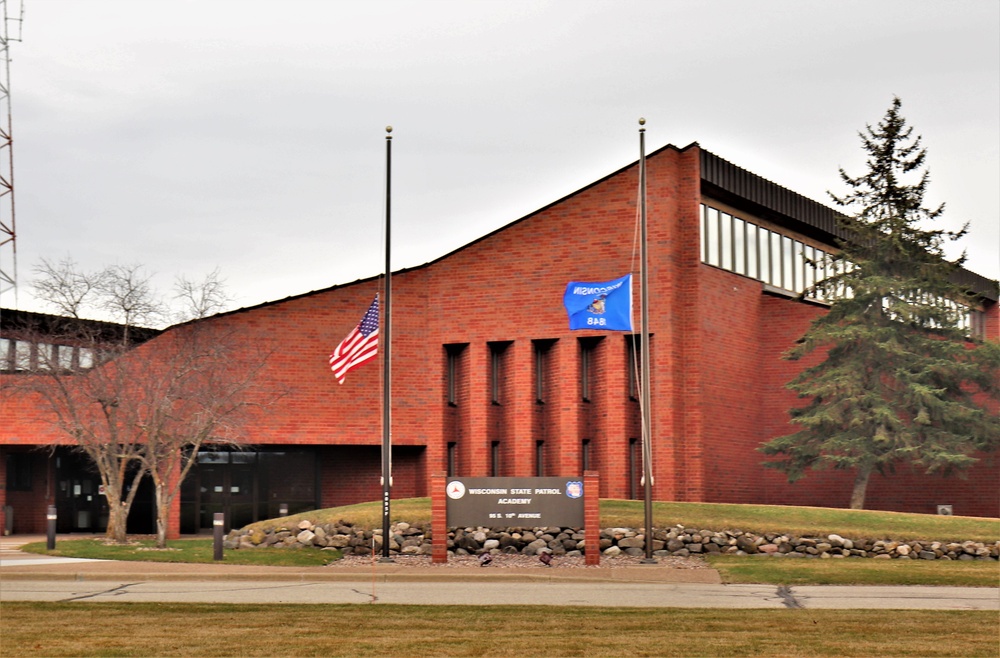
[30, 257, 96, 319]
[9, 317, 153, 542]
[173, 267, 233, 322]
[14, 260, 272, 545]
[135, 321, 272, 547]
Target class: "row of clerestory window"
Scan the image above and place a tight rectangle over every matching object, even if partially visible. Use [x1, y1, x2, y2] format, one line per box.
[699, 203, 983, 338]
[0, 337, 97, 373]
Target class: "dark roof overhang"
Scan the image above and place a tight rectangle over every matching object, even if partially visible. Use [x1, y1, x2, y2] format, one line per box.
[700, 149, 998, 303]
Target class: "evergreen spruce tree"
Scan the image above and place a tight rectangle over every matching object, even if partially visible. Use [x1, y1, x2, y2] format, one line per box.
[759, 97, 1000, 510]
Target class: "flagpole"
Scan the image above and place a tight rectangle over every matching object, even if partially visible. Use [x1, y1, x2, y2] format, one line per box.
[638, 117, 656, 563]
[380, 125, 394, 562]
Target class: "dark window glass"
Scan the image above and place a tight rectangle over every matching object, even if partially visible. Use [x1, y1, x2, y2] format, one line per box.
[491, 441, 500, 477]
[6, 453, 33, 491]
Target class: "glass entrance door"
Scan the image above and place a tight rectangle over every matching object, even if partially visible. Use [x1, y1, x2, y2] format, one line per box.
[180, 448, 319, 534]
[55, 451, 108, 533]
[196, 451, 258, 532]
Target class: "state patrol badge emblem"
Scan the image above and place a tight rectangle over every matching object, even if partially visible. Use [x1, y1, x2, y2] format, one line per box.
[565, 481, 583, 499]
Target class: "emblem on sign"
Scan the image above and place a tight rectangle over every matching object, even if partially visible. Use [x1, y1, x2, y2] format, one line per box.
[446, 480, 467, 499]
[565, 481, 583, 499]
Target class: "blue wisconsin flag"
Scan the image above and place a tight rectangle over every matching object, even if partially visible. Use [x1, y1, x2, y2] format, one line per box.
[564, 274, 633, 331]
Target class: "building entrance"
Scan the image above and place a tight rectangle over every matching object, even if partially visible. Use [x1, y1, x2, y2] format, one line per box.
[180, 448, 319, 534]
[196, 453, 256, 531]
[53, 449, 154, 534]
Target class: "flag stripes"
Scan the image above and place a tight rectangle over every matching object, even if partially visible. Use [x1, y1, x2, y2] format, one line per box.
[329, 295, 379, 384]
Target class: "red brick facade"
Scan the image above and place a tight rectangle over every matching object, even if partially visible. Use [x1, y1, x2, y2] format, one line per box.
[3, 143, 998, 536]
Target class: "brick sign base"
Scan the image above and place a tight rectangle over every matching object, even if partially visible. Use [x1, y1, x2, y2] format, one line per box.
[432, 471, 600, 566]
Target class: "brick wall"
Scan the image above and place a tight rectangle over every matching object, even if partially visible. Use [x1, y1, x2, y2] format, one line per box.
[0, 448, 52, 534]
[3, 144, 997, 526]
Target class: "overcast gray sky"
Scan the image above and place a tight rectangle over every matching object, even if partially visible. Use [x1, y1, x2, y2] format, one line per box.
[4, 0, 998, 319]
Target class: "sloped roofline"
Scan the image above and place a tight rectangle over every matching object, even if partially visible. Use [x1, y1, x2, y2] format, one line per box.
[205, 141, 997, 322]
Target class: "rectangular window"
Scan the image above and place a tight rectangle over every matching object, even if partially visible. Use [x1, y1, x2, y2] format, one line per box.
[445, 344, 465, 407]
[57, 345, 74, 371]
[720, 212, 733, 271]
[36, 343, 55, 370]
[490, 441, 500, 477]
[628, 438, 639, 500]
[535, 343, 544, 403]
[447, 349, 457, 406]
[781, 235, 793, 290]
[759, 229, 772, 285]
[78, 347, 95, 370]
[582, 439, 591, 472]
[700, 204, 709, 262]
[447, 442, 457, 477]
[0, 337, 11, 371]
[970, 309, 986, 339]
[771, 231, 783, 288]
[747, 223, 759, 280]
[14, 340, 32, 371]
[535, 441, 544, 477]
[488, 342, 507, 405]
[580, 338, 599, 402]
[491, 349, 500, 404]
[626, 336, 639, 401]
[812, 249, 825, 299]
[792, 240, 805, 293]
[6, 453, 33, 491]
[706, 207, 720, 267]
[804, 243, 815, 293]
[733, 217, 746, 276]
[533, 339, 555, 404]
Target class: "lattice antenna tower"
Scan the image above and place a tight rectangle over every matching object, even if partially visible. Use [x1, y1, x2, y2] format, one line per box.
[0, 0, 22, 306]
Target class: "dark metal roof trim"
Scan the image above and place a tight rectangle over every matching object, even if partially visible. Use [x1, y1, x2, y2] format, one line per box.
[701, 149, 847, 240]
[0, 307, 162, 343]
[700, 149, 998, 303]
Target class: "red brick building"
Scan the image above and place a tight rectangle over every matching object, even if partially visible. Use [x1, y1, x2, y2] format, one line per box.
[3, 143, 998, 536]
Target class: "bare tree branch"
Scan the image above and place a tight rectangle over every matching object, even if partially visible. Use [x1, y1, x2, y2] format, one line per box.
[173, 267, 233, 322]
[31, 257, 96, 319]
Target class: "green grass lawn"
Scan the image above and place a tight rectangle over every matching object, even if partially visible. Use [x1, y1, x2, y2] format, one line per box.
[1, 604, 997, 657]
[20, 537, 336, 567]
[708, 554, 999, 586]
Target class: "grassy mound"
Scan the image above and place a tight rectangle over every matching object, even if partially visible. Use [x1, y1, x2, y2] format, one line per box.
[247, 498, 999, 543]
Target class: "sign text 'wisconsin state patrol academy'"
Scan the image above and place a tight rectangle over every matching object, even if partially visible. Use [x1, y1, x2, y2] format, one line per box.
[445, 477, 584, 527]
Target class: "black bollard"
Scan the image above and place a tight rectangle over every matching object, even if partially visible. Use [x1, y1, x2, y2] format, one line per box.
[279, 504, 288, 517]
[213, 512, 224, 561]
[46, 505, 57, 551]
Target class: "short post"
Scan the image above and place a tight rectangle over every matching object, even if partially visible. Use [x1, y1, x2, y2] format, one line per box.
[431, 472, 447, 564]
[279, 504, 288, 517]
[584, 471, 600, 566]
[213, 512, 224, 561]
[46, 505, 57, 551]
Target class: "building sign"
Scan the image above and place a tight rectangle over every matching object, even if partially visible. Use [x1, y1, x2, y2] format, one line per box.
[445, 477, 584, 528]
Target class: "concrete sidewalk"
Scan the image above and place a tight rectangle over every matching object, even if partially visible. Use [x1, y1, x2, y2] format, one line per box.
[0, 534, 721, 584]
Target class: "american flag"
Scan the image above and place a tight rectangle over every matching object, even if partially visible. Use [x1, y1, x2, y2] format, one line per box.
[329, 295, 379, 384]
